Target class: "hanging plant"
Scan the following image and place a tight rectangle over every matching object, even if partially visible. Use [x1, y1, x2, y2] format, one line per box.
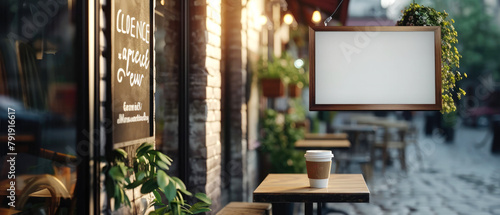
[397, 3, 466, 113]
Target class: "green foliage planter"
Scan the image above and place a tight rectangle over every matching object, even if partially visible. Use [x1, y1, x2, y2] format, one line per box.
[260, 109, 306, 173]
[258, 54, 308, 98]
[397, 3, 466, 113]
[105, 143, 212, 215]
[261, 78, 285, 97]
[288, 84, 301, 98]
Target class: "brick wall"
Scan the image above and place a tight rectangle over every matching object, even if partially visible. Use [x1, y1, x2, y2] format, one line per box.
[189, 0, 223, 213]
[222, 0, 264, 202]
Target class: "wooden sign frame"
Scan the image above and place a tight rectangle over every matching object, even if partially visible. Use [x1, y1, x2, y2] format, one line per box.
[309, 26, 442, 111]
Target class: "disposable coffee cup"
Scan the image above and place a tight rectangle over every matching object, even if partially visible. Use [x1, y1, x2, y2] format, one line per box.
[304, 150, 333, 188]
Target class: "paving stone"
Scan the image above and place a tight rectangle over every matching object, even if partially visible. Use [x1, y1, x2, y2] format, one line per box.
[433, 207, 458, 215]
[338, 113, 500, 215]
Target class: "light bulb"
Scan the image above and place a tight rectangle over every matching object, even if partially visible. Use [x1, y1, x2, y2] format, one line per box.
[312, 10, 321, 24]
[259, 15, 268, 26]
[283, 13, 294, 25]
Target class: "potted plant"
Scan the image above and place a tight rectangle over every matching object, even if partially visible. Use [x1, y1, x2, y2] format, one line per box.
[258, 57, 285, 98]
[283, 56, 308, 98]
[397, 2, 466, 113]
[287, 67, 308, 98]
[105, 143, 212, 214]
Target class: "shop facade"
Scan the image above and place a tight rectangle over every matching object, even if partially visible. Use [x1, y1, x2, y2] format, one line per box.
[0, 0, 283, 214]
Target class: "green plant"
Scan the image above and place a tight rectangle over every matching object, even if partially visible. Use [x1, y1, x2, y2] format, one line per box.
[397, 3, 466, 113]
[105, 143, 212, 215]
[281, 54, 308, 88]
[260, 109, 306, 173]
[257, 54, 308, 88]
[257, 57, 285, 79]
[442, 111, 457, 128]
[434, 0, 500, 81]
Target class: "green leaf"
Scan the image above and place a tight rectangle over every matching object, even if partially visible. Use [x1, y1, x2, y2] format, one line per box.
[137, 143, 154, 157]
[118, 163, 128, 175]
[164, 179, 177, 202]
[150, 206, 167, 215]
[178, 188, 192, 196]
[189, 202, 212, 215]
[156, 160, 170, 170]
[138, 156, 149, 166]
[152, 190, 163, 204]
[181, 208, 194, 214]
[114, 186, 122, 210]
[123, 191, 131, 207]
[157, 170, 169, 191]
[189, 202, 211, 211]
[141, 179, 159, 194]
[137, 171, 146, 181]
[109, 166, 125, 181]
[194, 193, 212, 205]
[114, 148, 128, 160]
[155, 151, 173, 166]
[125, 179, 143, 189]
[171, 177, 186, 190]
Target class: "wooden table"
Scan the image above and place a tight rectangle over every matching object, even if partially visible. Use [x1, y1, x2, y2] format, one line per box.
[304, 133, 348, 140]
[295, 139, 351, 150]
[254, 174, 369, 215]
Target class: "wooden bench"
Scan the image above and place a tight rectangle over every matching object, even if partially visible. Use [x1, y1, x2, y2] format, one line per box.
[217, 202, 272, 215]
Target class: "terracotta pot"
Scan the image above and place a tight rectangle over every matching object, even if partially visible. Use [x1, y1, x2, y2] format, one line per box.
[288, 84, 301, 98]
[295, 120, 310, 132]
[261, 78, 284, 98]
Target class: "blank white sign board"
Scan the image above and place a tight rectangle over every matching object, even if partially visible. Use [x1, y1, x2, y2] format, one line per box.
[309, 26, 441, 111]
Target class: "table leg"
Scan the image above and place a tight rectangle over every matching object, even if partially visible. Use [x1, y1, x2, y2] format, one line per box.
[305, 203, 313, 215]
[317, 202, 322, 215]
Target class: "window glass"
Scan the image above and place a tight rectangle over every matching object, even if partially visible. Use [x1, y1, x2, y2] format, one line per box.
[0, 0, 78, 213]
[155, 0, 181, 176]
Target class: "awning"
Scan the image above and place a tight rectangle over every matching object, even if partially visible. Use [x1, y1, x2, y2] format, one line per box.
[286, 0, 350, 26]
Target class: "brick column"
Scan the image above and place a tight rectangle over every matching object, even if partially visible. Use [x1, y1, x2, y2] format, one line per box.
[223, 0, 248, 202]
[222, 0, 264, 202]
[189, 0, 223, 213]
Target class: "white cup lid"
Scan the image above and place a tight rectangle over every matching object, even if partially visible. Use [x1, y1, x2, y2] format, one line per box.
[304, 150, 333, 159]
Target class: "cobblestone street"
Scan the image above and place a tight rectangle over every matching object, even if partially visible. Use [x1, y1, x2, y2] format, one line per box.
[326, 114, 500, 215]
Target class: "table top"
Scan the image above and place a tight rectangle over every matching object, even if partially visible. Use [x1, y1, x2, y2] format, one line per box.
[333, 125, 378, 132]
[356, 118, 409, 129]
[304, 133, 348, 140]
[295, 139, 351, 149]
[254, 174, 369, 203]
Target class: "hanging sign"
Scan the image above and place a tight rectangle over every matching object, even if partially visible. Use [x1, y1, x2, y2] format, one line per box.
[309, 26, 441, 111]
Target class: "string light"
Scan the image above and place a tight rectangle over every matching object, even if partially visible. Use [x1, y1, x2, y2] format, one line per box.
[283, 12, 294, 25]
[259, 15, 268, 26]
[312, 10, 321, 24]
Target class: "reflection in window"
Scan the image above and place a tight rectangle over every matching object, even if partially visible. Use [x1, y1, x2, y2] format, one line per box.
[0, 0, 78, 213]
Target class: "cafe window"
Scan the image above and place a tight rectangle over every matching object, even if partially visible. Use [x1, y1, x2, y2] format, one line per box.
[0, 0, 86, 213]
[154, 0, 181, 176]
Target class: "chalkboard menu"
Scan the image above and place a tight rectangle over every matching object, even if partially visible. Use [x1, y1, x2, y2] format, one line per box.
[111, 0, 152, 143]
